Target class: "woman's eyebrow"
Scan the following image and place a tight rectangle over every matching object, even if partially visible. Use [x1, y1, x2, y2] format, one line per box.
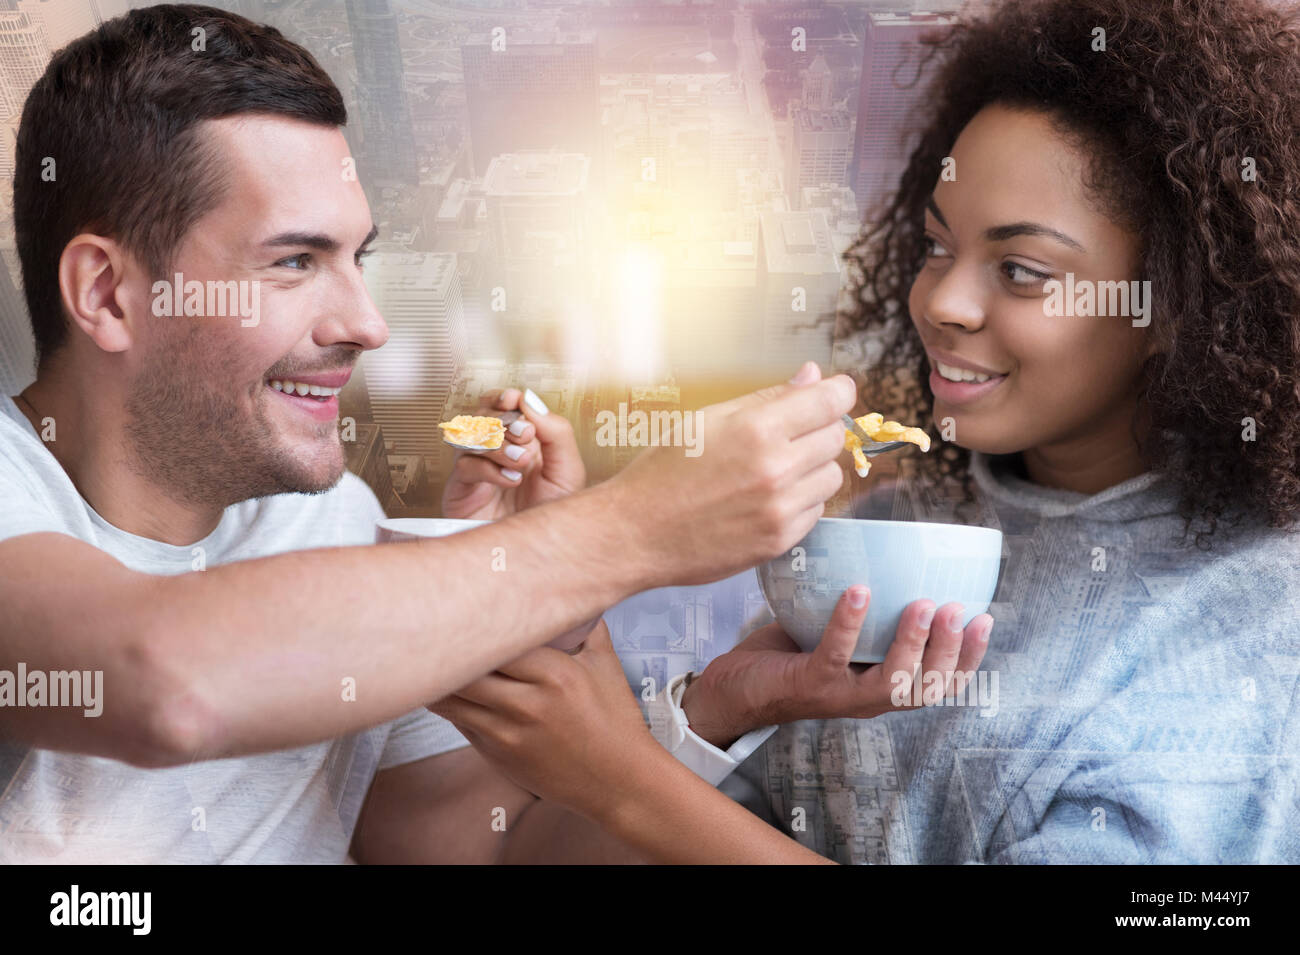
[985, 221, 1086, 252]
[926, 197, 949, 229]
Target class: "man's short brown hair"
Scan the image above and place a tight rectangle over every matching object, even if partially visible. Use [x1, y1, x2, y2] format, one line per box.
[12, 3, 347, 368]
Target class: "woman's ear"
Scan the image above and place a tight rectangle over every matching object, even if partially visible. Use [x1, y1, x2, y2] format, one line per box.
[57, 234, 135, 354]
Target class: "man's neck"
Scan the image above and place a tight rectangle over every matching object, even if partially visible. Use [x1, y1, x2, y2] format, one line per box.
[14, 374, 225, 546]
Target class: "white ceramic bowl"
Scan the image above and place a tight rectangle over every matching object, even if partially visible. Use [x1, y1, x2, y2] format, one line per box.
[757, 517, 1003, 664]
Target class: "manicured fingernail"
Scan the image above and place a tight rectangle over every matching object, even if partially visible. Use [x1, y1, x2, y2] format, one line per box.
[847, 586, 868, 609]
[523, 388, 549, 416]
[501, 467, 522, 481]
[505, 443, 526, 461]
[917, 605, 936, 629]
[981, 619, 994, 642]
[950, 605, 965, 634]
[508, 419, 529, 436]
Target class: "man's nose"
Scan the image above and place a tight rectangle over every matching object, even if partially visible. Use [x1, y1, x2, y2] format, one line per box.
[321, 267, 388, 351]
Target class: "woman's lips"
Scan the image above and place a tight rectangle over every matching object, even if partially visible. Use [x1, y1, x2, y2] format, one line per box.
[928, 366, 1009, 405]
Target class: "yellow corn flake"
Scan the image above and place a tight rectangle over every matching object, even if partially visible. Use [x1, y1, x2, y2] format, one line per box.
[439, 414, 505, 450]
[844, 413, 930, 477]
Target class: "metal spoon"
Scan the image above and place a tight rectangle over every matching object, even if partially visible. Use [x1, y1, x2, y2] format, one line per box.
[442, 409, 523, 453]
[842, 414, 909, 457]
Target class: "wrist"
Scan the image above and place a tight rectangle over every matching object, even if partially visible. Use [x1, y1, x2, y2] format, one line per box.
[679, 677, 746, 750]
[587, 477, 670, 591]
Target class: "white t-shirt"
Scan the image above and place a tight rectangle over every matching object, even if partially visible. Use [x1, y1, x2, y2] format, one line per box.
[0, 394, 469, 863]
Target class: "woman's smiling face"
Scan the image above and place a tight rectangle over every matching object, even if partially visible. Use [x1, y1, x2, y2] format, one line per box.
[908, 103, 1160, 492]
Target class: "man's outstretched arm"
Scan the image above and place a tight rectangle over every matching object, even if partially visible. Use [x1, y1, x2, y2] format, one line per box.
[0, 372, 856, 767]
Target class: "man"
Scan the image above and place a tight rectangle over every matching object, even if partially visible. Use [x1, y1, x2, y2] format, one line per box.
[0, 4, 867, 863]
[2, 5, 987, 865]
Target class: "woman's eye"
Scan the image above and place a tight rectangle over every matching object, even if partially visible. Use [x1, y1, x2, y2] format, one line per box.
[355, 251, 373, 270]
[1002, 261, 1051, 285]
[923, 235, 951, 258]
[277, 253, 311, 270]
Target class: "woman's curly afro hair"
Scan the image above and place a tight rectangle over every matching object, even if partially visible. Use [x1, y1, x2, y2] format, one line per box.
[841, 0, 1300, 549]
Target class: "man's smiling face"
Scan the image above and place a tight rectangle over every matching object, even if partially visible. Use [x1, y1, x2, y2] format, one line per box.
[119, 115, 388, 506]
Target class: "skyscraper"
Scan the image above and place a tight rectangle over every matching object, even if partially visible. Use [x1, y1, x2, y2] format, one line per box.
[802, 54, 833, 110]
[17, 0, 95, 52]
[345, 0, 419, 189]
[850, 12, 954, 219]
[788, 108, 852, 209]
[0, 9, 49, 122]
[461, 30, 599, 180]
[758, 210, 840, 372]
[360, 252, 466, 466]
[483, 152, 591, 327]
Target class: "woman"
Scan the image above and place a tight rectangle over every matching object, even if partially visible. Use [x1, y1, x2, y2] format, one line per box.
[434, 0, 1300, 863]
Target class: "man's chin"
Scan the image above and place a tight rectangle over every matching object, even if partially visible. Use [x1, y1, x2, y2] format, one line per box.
[270, 440, 348, 495]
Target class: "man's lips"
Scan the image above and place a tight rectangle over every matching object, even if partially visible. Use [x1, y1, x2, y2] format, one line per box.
[265, 369, 353, 389]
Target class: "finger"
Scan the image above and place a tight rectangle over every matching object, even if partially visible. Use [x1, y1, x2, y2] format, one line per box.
[473, 437, 538, 470]
[788, 418, 854, 478]
[426, 694, 508, 736]
[950, 614, 993, 695]
[865, 599, 936, 704]
[704, 362, 821, 418]
[749, 374, 858, 440]
[516, 387, 585, 487]
[810, 586, 871, 670]
[492, 388, 523, 412]
[450, 671, 534, 711]
[786, 458, 845, 514]
[493, 643, 572, 683]
[504, 417, 536, 445]
[449, 453, 524, 487]
[919, 602, 966, 701]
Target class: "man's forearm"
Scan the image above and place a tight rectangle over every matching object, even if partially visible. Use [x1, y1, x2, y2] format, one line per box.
[138, 481, 656, 761]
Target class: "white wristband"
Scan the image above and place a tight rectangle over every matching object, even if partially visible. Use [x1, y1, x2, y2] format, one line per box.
[645, 671, 778, 786]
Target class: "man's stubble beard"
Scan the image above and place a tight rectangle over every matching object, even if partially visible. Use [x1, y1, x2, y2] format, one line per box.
[123, 325, 345, 509]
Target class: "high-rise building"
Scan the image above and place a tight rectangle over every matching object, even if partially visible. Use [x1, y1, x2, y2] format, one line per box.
[758, 210, 841, 371]
[788, 108, 852, 209]
[802, 54, 833, 110]
[850, 12, 954, 219]
[0, 10, 49, 122]
[17, 0, 94, 51]
[360, 252, 466, 466]
[345, 0, 419, 189]
[461, 30, 599, 179]
[483, 152, 591, 327]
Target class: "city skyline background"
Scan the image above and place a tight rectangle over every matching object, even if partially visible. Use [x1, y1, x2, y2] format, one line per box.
[0, 0, 965, 515]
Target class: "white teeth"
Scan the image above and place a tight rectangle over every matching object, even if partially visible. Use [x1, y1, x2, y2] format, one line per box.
[267, 380, 341, 397]
[935, 360, 996, 384]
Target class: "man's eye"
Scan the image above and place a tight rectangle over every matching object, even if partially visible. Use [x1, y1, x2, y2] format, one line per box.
[1002, 261, 1051, 285]
[277, 253, 311, 270]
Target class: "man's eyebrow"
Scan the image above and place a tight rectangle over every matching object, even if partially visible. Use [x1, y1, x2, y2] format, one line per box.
[261, 224, 379, 254]
[984, 221, 1086, 252]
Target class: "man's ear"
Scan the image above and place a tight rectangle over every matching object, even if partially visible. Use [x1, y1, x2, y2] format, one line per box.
[57, 233, 137, 354]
